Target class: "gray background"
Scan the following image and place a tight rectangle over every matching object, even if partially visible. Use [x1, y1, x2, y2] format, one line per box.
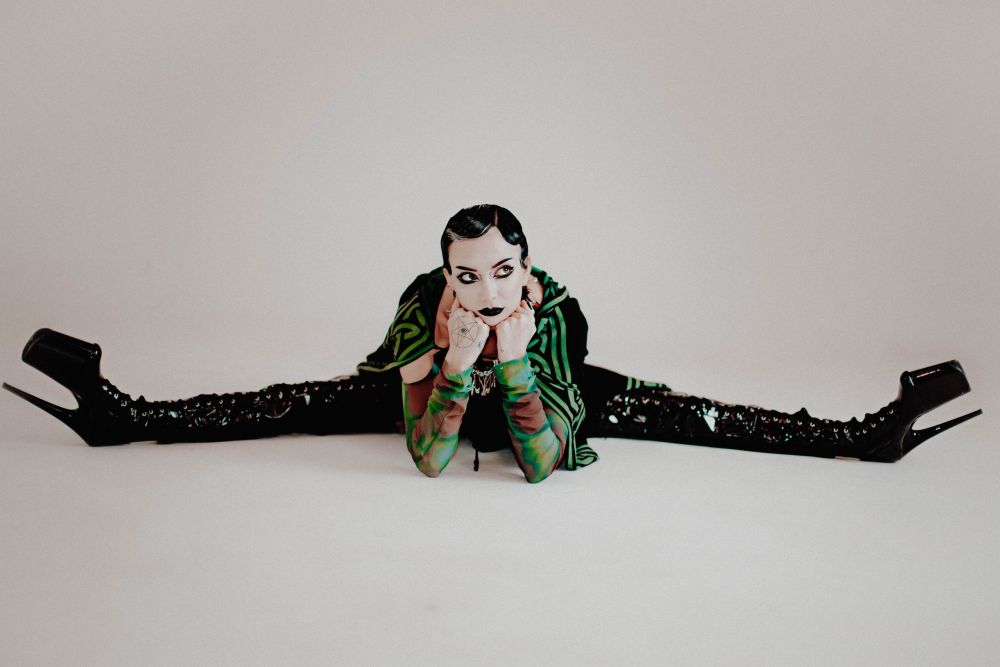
[1, 1, 997, 665]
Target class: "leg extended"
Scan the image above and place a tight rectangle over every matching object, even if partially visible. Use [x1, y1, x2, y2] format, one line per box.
[581, 362, 982, 462]
[3, 328, 403, 446]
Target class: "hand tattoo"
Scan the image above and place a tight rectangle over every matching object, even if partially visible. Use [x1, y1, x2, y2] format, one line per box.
[452, 315, 482, 349]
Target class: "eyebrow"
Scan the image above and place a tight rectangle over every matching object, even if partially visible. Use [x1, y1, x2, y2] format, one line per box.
[455, 257, 514, 272]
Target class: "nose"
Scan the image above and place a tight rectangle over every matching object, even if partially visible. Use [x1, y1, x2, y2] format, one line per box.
[482, 279, 499, 303]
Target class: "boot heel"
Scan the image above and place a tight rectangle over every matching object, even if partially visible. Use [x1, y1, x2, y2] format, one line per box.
[861, 406, 983, 463]
[4, 381, 130, 446]
[4, 329, 136, 446]
[2, 381, 96, 445]
[905, 409, 984, 452]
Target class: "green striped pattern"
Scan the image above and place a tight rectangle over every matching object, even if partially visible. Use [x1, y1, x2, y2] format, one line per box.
[525, 305, 594, 470]
[625, 377, 671, 391]
[357, 289, 436, 374]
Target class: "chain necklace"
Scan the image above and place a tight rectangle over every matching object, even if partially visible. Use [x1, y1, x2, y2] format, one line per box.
[470, 358, 499, 396]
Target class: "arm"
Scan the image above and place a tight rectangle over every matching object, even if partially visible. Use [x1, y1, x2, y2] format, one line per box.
[494, 355, 570, 484]
[401, 295, 489, 478]
[401, 360, 474, 477]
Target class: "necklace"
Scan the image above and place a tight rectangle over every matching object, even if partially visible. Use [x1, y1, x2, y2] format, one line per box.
[470, 358, 499, 396]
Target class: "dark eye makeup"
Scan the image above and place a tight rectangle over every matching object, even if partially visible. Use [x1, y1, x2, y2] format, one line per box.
[458, 264, 514, 285]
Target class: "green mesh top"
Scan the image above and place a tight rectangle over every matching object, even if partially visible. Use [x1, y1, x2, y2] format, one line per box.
[356, 265, 598, 470]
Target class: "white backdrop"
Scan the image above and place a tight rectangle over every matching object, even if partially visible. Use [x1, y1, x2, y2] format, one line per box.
[2, 2, 997, 665]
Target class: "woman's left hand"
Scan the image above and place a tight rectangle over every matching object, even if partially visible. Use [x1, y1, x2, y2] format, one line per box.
[495, 300, 536, 363]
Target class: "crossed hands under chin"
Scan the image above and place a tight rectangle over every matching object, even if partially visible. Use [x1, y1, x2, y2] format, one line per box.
[443, 296, 536, 374]
[495, 300, 536, 363]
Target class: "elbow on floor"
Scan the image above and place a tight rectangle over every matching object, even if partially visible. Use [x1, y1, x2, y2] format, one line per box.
[414, 458, 443, 478]
[524, 466, 556, 484]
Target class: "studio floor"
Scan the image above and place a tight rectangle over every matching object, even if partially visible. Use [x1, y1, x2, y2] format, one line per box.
[3, 0, 999, 663]
[1, 407, 996, 666]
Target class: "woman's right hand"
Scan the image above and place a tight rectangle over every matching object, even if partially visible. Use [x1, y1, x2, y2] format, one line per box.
[443, 293, 489, 374]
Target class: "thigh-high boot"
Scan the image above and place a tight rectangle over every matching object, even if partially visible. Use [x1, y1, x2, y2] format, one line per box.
[3, 328, 403, 446]
[581, 362, 982, 462]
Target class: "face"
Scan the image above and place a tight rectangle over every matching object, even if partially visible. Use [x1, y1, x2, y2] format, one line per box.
[443, 226, 533, 329]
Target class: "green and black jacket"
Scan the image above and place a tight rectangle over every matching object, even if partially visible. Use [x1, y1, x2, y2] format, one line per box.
[356, 265, 599, 470]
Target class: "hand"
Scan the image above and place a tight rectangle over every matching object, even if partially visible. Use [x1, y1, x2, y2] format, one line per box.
[443, 293, 489, 374]
[495, 300, 536, 363]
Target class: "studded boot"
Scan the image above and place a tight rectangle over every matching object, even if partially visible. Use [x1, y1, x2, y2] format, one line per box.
[591, 361, 982, 462]
[3, 328, 403, 446]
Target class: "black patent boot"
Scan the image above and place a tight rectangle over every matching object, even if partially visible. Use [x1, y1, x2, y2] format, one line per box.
[3, 328, 403, 446]
[593, 360, 982, 462]
[134, 375, 403, 444]
[3, 328, 142, 445]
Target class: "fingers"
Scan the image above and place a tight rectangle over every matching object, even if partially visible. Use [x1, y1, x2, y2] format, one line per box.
[509, 300, 532, 320]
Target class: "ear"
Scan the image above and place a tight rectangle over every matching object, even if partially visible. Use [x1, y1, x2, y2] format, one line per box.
[522, 255, 533, 283]
[442, 266, 454, 291]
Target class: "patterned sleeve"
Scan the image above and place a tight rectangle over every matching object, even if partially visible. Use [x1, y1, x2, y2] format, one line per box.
[401, 362, 474, 477]
[494, 355, 568, 483]
[356, 270, 439, 376]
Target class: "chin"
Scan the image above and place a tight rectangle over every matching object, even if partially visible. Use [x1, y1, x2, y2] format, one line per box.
[480, 311, 506, 326]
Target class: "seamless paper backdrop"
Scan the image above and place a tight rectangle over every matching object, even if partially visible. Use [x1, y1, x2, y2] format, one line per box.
[2, 1, 996, 410]
[0, 2, 997, 664]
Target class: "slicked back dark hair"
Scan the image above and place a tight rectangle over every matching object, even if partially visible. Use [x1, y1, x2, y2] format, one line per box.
[440, 204, 529, 273]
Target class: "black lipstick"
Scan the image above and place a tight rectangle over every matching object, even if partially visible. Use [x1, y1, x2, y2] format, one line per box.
[479, 307, 503, 317]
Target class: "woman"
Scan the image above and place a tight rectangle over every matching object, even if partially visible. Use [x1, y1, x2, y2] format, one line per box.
[3, 204, 983, 483]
